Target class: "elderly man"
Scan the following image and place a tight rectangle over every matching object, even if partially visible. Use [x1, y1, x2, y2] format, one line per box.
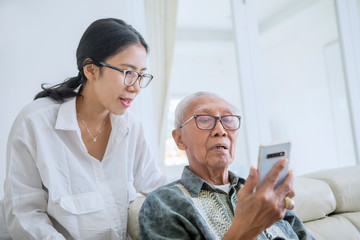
[139, 92, 314, 240]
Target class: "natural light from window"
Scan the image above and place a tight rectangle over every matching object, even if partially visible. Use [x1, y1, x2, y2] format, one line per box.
[164, 98, 188, 166]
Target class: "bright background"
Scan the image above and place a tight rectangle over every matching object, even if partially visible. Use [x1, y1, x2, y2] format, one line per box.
[1, 0, 360, 198]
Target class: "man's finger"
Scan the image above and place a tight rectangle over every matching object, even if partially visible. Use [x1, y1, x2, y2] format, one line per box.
[261, 159, 287, 189]
[276, 170, 295, 199]
[239, 167, 258, 195]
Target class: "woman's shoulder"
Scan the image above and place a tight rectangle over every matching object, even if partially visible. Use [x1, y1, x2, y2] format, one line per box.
[19, 97, 60, 117]
[25, 97, 59, 111]
[11, 97, 66, 130]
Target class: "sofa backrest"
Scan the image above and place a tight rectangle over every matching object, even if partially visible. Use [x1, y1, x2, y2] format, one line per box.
[293, 165, 360, 240]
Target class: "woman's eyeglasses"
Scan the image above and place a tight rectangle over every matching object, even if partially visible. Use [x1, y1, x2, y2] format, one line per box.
[97, 62, 153, 88]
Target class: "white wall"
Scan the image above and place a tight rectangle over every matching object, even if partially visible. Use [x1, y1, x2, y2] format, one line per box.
[258, 0, 357, 175]
[163, 0, 360, 179]
[0, 0, 149, 199]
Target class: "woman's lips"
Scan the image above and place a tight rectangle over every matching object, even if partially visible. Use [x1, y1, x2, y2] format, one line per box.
[119, 98, 133, 107]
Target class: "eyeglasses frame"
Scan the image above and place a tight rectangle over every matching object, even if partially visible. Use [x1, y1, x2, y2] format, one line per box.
[179, 114, 241, 130]
[93, 61, 153, 88]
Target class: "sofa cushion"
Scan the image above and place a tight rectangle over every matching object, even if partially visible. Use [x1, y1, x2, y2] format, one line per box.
[302, 166, 360, 213]
[293, 178, 336, 222]
[127, 193, 145, 240]
[339, 212, 360, 233]
[304, 214, 360, 240]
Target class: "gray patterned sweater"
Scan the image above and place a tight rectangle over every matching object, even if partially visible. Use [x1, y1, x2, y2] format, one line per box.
[139, 167, 314, 240]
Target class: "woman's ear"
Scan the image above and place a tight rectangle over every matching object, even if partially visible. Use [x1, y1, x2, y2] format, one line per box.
[83, 58, 99, 82]
[172, 129, 187, 150]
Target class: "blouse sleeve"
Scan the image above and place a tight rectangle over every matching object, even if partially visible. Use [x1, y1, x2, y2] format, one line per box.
[132, 122, 167, 194]
[4, 118, 65, 240]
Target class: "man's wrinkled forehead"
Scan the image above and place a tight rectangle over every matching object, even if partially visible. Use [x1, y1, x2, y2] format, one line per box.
[187, 95, 233, 115]
[191, 105, 234, 115]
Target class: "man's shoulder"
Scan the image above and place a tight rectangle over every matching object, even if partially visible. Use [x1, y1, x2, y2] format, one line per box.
[143, 179, 195, 206]
[147, 179, 183, 197]
[140, 179, 196, 218]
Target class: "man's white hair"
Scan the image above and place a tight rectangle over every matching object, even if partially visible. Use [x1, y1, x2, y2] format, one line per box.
[174, 91, 239, 129]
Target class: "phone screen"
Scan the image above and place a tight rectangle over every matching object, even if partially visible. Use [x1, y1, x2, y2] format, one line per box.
[257, 142, 291, 188]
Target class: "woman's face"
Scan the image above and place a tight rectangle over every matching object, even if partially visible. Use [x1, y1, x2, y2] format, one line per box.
[92, 43, 148, 115]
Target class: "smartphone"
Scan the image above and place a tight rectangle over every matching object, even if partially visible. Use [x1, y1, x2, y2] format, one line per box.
[257, 142, 291, 188]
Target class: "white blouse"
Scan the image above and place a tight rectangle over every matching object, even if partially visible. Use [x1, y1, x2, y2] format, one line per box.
[4, 97, 167, 240]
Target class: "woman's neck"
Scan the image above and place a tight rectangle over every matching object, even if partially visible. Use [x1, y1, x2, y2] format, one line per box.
[76, 96, 109, 125]
[76, 88, 109, 124]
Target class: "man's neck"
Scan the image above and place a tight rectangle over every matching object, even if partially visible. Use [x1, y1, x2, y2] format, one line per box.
[189, 164, 229, 185]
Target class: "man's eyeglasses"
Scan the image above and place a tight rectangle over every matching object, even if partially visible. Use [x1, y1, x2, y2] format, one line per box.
[179, 114, 241, 130]
[97, 62, 153, 88]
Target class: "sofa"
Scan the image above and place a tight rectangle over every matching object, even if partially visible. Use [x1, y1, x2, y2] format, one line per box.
[127, 165, 360, 240]
[1, 166, 359, 239]
[292, 165, 360, 240]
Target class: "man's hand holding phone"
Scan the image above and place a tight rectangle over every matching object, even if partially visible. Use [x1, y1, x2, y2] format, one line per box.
[257, 142, 291, 188]
[228, 159, 295, 239]
[256, 142, 295, 210]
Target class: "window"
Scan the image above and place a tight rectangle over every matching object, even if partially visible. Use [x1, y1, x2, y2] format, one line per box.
[164, 98, 187, 166]
[162, 0, 245, 178]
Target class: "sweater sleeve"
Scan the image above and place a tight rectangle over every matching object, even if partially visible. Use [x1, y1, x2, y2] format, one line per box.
[283, 210, 315, 240]
[139, 188, 204, 240]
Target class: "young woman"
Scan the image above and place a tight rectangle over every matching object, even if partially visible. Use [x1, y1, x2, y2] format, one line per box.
[4, 18, 166, 240]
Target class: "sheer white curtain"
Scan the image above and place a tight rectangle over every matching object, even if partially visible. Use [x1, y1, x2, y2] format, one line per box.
[144, 0, 178, 164]
[231, 0, 270, 166]
[334, 0, 360, 164]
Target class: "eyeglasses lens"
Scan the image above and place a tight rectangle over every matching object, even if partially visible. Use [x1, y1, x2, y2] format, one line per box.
[196, 115, 240, 130]
[196, 116, 215, 129]
[124, 72, 152, 88]
[221, 116, 240, 130]
[124, 71, 139, 86]
[139, 75, 152, 88]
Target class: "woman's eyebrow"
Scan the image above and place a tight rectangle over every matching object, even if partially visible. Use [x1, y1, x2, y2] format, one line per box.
[119, 63, 147, 71]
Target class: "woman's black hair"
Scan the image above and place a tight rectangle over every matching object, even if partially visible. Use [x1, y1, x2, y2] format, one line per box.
[34, 18, 149, 102]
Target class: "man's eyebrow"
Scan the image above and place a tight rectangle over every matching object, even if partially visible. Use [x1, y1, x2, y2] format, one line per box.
[119, 63, 147, 71]
[192, 106, 210, 114]
[193, 106, 235, 115]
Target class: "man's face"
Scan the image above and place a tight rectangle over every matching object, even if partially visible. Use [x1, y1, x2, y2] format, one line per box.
[173, 94, 239, 171]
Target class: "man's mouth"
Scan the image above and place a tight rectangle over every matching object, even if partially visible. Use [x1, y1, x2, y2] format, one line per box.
[215, 146, 226, 149]
[213, 144, 229, 150]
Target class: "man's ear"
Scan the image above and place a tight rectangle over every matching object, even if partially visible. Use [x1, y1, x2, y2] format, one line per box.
[172, 129, 187, 150]
[83, 58, 99, 82]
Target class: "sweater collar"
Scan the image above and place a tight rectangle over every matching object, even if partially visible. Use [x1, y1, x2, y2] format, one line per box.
[180, 166, 244, 197]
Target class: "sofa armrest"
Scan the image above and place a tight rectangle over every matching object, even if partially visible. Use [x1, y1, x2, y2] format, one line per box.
[127, 193, 146, 240]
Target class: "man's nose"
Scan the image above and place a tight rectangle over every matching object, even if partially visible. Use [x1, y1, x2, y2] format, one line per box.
[211, 119, 227, 137]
